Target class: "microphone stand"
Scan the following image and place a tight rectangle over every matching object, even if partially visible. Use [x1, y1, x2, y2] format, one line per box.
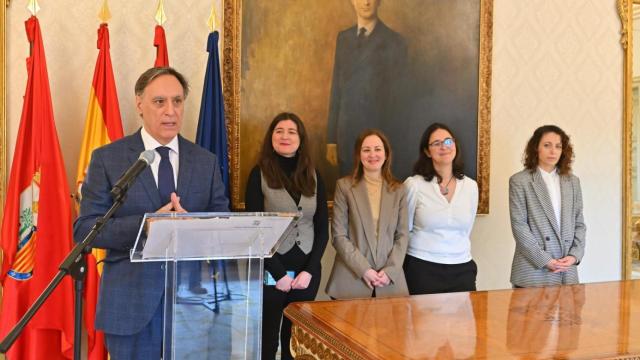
[0, 190, 130, 359]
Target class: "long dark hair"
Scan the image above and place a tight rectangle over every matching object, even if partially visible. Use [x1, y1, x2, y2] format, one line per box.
[412, 122, 464, 182]
[351, 129, 401, 190]
[523, 125, 574, 175]
[258, 112, 316, 196]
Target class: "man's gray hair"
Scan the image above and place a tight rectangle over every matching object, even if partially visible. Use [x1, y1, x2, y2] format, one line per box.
[134, 67, 190, 97]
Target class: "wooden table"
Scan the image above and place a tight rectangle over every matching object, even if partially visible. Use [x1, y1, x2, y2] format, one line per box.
[284, 280, 640, 359]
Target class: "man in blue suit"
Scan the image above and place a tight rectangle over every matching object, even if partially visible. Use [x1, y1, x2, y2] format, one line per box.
[74, 67, 229, 359]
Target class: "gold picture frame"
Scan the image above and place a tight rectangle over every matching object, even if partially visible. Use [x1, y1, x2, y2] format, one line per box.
[222, 0, 493, 214]
[620, 0, 636, 279]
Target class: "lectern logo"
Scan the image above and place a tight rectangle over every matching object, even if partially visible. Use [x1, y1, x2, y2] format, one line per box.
[8, 170, 41, 281]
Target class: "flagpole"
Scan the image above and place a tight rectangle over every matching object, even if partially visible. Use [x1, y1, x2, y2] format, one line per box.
[0, 191, 128, 358]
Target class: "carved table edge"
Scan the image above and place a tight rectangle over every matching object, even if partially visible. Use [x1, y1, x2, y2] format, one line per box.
[285, 306, 369, 360]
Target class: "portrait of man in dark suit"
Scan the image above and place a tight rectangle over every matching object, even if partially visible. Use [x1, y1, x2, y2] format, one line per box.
[237, 0, 489, 205]
[326, 0, 408, 177]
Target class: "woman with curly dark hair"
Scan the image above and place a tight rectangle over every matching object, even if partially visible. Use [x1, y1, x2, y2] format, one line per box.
[244, 112, 329, 359]
[402, 123, 479, 295]
[509, 125, 586, 288]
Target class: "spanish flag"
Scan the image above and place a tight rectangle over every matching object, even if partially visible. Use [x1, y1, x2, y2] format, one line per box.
[75, 23, 123, 360]
[0, 16, 74, 359]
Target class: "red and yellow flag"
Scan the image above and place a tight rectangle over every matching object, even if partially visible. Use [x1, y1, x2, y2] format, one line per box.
[0, 16, 74, 360]
[75, 23, 123, 360]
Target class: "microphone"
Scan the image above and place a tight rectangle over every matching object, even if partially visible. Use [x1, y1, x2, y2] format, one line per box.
[110, 150, 156, 200]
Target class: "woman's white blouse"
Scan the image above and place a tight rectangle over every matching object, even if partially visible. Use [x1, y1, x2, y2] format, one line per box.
[404, 175, 478, 264]
[539, 167, 561, 231]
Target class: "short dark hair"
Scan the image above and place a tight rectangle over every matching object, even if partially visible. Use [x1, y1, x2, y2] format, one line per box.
[412, 122, 465, 182]
[350, 129, 401, 191]
[258, 112, 316, 196]
[134, 67, 190, 97]
[523, 125, 574, 175]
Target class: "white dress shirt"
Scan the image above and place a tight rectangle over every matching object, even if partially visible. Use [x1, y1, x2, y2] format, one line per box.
[539, 167, 561, 231]
[356, 20, 377, 37]
[404, 175, 478, 264]
[140, 127, 179, 188]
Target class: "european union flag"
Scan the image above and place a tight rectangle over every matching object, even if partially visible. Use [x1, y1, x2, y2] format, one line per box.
[196, 31, 229, 196]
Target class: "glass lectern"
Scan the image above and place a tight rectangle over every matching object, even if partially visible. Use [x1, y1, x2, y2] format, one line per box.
[130, 212, 300, 360]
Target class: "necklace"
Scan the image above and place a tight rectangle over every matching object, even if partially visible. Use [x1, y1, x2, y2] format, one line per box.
[439, 176, 454, 195]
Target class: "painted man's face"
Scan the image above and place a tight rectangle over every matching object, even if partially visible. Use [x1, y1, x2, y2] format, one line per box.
[351, 0, 380, 21]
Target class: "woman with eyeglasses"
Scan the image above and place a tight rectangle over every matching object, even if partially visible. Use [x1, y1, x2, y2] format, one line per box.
[403, 123, 478, 294]
[325, 129, 409, 299]
[509, 125, 585, 288]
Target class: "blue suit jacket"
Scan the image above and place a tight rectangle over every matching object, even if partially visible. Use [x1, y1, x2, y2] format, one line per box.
[73, 130, 229, 335]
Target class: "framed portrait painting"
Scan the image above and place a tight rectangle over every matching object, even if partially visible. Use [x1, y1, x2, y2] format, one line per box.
[223, 0, 492, 213]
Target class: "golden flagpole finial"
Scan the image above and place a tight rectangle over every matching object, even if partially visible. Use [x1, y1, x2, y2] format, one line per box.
[26, 0, 40, 16]
[155, 0, 167, 26]
[99, 0, 112, 23]
[207, 3, 217, 32]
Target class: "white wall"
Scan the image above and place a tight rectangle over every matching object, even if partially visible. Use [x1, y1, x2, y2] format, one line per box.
[472, 0, 622, 289]
[6, 0, 624, 292]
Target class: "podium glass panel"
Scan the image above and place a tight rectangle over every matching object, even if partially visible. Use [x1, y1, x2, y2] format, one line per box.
[165, 258, 263, 359]
[131, 212, 298, 261]
[130, 212, 299, 360]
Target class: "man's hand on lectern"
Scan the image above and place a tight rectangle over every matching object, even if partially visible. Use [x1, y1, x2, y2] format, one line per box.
[156, 193, 187, 213]
[145, 193, 188, 233]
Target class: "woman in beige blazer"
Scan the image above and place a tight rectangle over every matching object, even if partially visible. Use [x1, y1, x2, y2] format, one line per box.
[326, 129, 409, 299]
[509, 125, 586, 288]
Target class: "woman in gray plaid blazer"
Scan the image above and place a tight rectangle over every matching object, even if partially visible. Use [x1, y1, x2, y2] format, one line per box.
[509, 125, 586, 288]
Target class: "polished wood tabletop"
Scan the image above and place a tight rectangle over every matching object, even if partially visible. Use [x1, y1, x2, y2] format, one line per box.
[284, 280, 640, 359]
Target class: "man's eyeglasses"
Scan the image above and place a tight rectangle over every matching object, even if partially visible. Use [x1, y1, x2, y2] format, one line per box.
[428, 138, 455, 148]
